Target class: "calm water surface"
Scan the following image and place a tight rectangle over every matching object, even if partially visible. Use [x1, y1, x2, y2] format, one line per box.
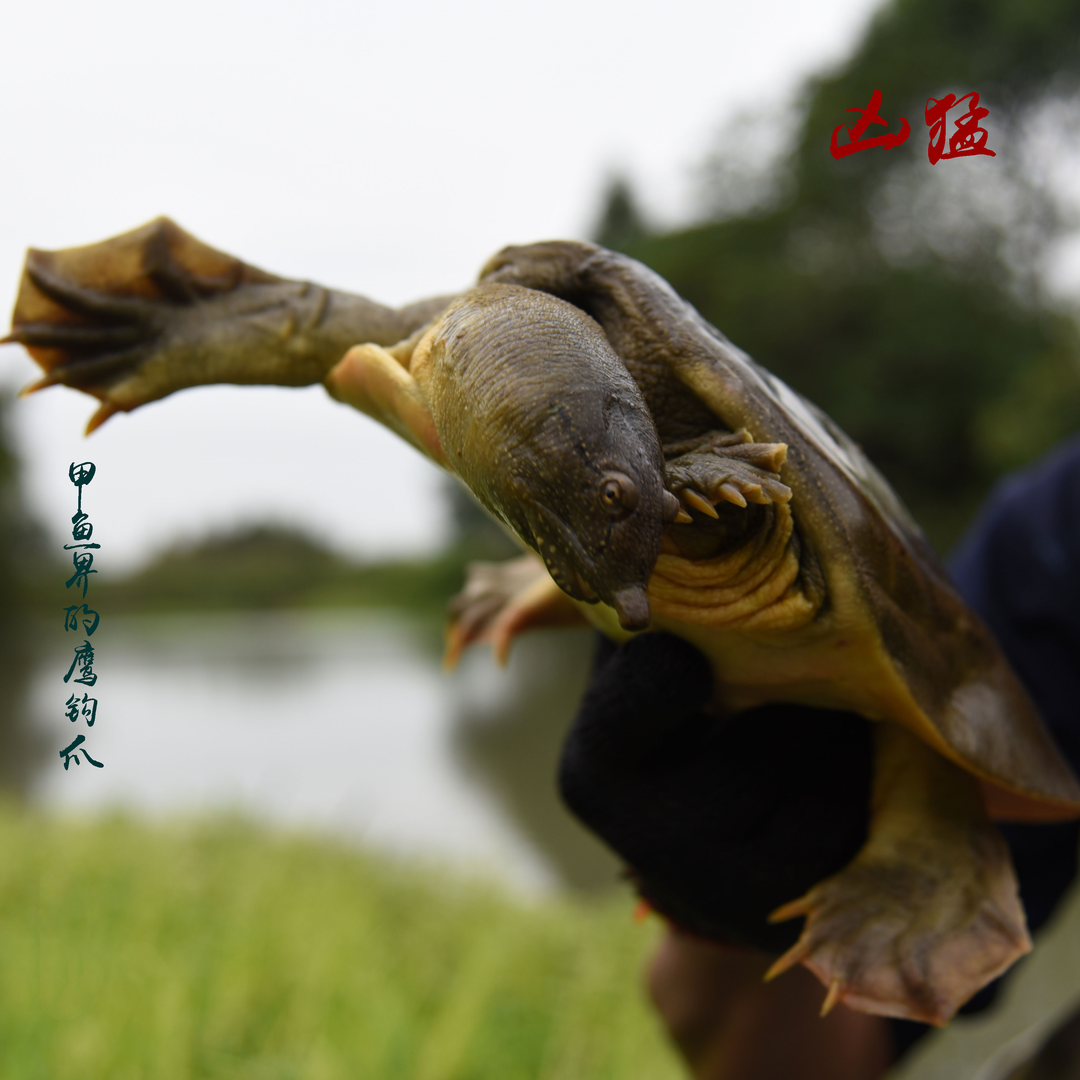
[24, 611, 618, 894]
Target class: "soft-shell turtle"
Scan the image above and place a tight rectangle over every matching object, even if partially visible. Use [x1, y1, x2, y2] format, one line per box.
[8, 218, 1080, 1027]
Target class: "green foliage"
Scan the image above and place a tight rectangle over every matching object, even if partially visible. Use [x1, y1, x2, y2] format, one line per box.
[622, 221, 1080, 547]
[795, 0, 1080, 212]
[443, 480, 521, 564]
[0, 393, 48, 621]
[0, 808, 680, 1080]
[598, 0, 1080, 552]
[0, 397, 52, 796]
[592, 178, 651, 255]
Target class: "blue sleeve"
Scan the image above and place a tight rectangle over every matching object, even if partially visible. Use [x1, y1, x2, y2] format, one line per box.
[948, 434, 1080, 772]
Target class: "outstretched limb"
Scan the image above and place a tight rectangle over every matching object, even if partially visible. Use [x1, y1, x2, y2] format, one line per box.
[443, 552, 587, 669]
[766, 722, 1031, 1025]
[5, 217, 451, 431]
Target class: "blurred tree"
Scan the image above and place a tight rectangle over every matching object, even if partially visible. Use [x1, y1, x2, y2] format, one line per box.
[443, 478, 520, 562]
[598, 0, 1080, 552]
[592, 176, 651, 253]
[0, 392, 51, 793]
[0, 393, 49, 610]
[95, 521, 475, 616]
[122, 524, 343, 610]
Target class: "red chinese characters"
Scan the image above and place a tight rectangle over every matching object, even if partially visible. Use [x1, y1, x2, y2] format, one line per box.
[830, 90, 911, 160]
[830, 90, 996, 164]
[925, 93, 996, 164]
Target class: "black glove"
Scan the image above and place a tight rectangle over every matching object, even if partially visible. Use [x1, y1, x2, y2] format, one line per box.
[558, 631, 873, 953]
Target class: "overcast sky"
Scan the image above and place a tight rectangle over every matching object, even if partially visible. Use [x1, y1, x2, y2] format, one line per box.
[2, 0, 905, 570]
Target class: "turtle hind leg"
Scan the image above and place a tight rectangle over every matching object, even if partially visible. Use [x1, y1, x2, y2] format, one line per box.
[765, 723, 1030, 1026]
[444, 552, 587, 669]
[665, 430, 792, 519]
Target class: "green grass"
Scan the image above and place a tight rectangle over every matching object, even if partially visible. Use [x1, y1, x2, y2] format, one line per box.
[0, 808, 682, 1080]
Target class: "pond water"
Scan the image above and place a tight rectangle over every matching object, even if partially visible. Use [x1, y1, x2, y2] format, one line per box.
[20, 611, 1080, 1079]
[19, 611, 620, 895]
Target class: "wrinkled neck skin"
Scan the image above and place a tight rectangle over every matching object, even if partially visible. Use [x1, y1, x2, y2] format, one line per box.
[481, 242, 721, 446]
[412, 284, 669, 630]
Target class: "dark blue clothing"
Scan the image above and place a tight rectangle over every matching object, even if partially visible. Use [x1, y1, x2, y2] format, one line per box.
[950, 434, 1080, 934]
[892, 435, 1080, 1056]
[949, 435, 1080, 796]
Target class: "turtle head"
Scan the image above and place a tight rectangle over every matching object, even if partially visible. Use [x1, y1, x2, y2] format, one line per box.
[435, 282, 677, 632]
[511, 396, 678, 632]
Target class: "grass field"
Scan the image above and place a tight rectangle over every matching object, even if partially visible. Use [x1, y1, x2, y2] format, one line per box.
[0, 807, 683, 1080]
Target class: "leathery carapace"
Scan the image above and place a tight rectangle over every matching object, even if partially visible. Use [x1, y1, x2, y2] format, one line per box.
[8, 218, 1080, 1025]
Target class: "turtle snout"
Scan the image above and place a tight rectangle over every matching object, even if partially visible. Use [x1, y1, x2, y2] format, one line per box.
[611, 585, 651, 631]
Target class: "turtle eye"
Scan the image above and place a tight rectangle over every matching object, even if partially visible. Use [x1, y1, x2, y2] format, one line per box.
[598, 471, 638, 517]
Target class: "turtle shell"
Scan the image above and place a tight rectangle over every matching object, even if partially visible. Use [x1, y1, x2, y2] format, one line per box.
[482, 241, 1080, 822]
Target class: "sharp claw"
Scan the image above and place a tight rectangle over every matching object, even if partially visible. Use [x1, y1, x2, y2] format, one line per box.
[673, 509, 693, 525]
[768, 895, 812, 923]
[723, 441, 789, 472]
[491, 621, 515, 667]
[820, 978, 844, 1017]
[442, 625, 467, 672]
[19, 374, 60, 396]
[758, 444, 789, 472]
[764, 940, 810, 983]
[743, 484, 772, 505]
[85, 402, 120, 435]
[770, 482, 793, 504]
[717, 482, 747, 508]
[682, 489, 719, 519]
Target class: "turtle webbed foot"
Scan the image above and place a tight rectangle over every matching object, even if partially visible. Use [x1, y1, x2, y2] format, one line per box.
[444, 552, 586, 669]
[765, 820, 1031, 1025]
[664, 431, 792, 519]
[6, 218, 329, 429]
[7, 253, 167, 429]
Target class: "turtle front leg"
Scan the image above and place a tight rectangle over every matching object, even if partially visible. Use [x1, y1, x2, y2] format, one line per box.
[325, 341, 448, 466]
[6, 217, 450, 431]
[665, 431, 792, 518]
[766, 722, 1030, 1025]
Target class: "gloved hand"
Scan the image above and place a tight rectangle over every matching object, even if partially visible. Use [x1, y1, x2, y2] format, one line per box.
[558, 631, 874, 953]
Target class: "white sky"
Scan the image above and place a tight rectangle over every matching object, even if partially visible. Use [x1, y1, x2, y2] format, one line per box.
[1, 0, 889, 570]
